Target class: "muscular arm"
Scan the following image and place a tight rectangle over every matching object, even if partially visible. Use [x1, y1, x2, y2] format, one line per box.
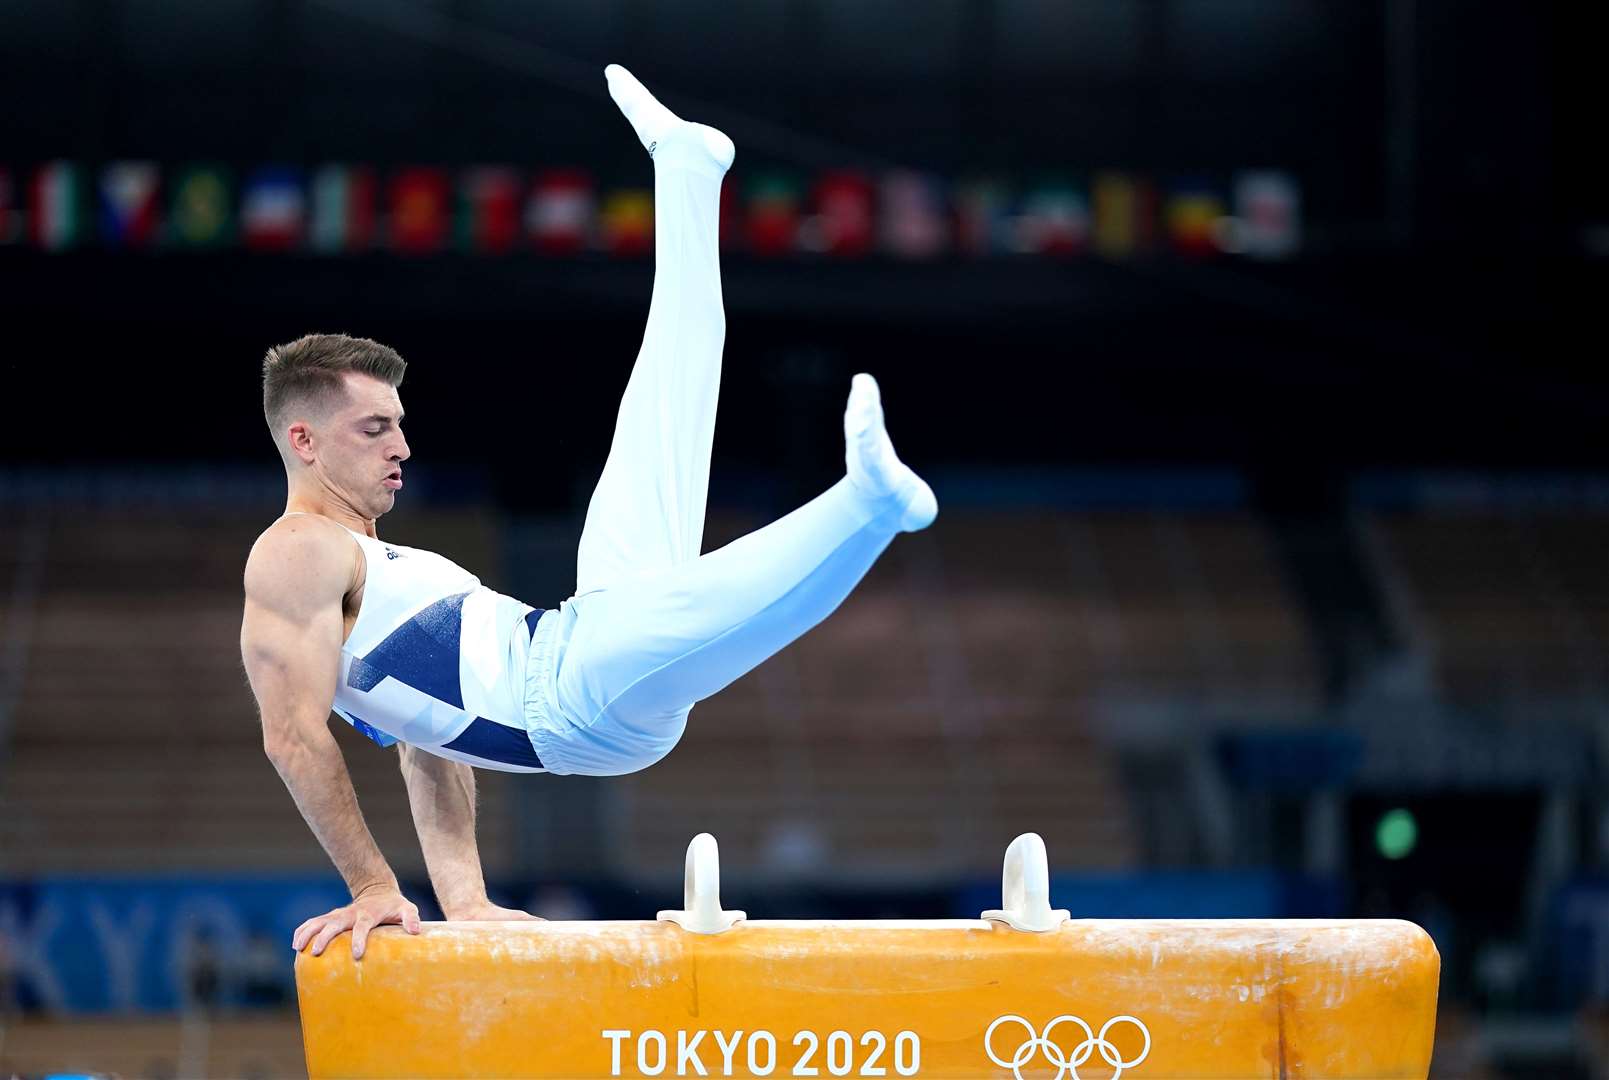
[398, 745, 491, 918]
[241, 518, 420, 956]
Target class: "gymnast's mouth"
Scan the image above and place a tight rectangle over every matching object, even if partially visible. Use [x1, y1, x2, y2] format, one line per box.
[383, 470, 403, 490]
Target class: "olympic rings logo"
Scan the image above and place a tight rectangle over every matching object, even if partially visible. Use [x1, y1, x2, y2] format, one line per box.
[984, 1014, 1151, 1080]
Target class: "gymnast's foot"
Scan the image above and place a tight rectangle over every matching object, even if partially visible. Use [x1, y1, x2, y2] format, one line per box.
[605, 64, 735, 176]
[845, 373, 938, 532]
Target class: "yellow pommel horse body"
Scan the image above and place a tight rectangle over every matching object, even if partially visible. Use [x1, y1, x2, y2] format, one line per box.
[296, 834, 1439, 1079]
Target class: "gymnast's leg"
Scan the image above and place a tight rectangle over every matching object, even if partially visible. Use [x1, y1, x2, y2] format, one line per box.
[549, 375, 936, 775]
[573, 66, 735, 596]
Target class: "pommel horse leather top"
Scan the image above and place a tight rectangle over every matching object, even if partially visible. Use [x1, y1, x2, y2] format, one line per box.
[295, 834, 1440, 1079]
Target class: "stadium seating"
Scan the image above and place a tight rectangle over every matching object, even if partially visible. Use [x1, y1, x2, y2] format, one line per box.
[1369, 510, 1609, 707]
[0, 505, 1317, 882]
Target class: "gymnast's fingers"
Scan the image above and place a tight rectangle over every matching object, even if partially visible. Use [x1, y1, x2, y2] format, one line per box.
[292, 911, 338, 952]
[308, 914, 352, 957]
[350, 910, 378, 959]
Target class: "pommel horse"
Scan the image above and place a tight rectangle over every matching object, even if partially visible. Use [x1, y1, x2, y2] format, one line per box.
[296, 833, 1439, 1078]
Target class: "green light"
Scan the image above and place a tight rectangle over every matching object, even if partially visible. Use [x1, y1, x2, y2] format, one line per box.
[1375, 808, 1418, 860]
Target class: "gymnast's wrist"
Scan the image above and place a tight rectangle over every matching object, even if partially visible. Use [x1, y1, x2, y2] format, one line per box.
[438, 887, 490, 920]
[350, 876, 402, 902]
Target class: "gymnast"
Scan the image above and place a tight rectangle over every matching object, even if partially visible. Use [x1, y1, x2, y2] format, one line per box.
[239, 66, 935, 960]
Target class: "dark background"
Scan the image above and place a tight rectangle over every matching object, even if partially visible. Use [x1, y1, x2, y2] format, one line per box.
[3, 1, 1606, 493]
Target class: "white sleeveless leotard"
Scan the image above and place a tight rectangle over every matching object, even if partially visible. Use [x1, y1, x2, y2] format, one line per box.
[314, 519, 550, 772]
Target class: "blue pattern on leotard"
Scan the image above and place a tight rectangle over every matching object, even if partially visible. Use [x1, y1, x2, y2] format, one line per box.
[342, 594, 545, 768]
[346, 592, 469, 709]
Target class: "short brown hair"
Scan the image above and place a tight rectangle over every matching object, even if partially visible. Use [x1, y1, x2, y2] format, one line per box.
[262, 333, 407, 437]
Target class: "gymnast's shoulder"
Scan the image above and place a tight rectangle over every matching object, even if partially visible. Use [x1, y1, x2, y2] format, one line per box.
[244, 512, 359, 605]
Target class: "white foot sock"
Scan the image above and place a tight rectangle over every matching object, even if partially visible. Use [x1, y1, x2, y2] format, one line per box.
[605, 64, 735, 175]
[844, 373, 937, 532]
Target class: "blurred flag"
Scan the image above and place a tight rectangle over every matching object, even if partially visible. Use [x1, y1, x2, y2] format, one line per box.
[310, 165, 376, 254]
[528, 169, 593, 254]
[457, 166, 522, 254]
[240, 167, 306, 252]
[806, 170, 873, 257]
[31, 162, 86, 251]
[1092, 172, 1157, 259]
[0, 168, 16, 244]
[1165, 179, 1226, 257]
[719, 176, 741, 250]
[389, 167, 450, 254]
[745, 172, 801, 256]
[880, 170, 950, 258]
[168, 165, 233, 249]
[599, 188, 653, 256]
[955, 177, 1012, 256]
[1233, 170, 1301, 259]
[1014, 179, 1088, 255]
[98, 161, 160, 249]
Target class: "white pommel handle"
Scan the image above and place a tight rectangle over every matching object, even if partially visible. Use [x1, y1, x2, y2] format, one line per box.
[980, 832, 1070, 932]
[657, 832, 746, 934]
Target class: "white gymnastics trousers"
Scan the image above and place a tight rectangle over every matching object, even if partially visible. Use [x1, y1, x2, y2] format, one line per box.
[522, 142, 909, 776]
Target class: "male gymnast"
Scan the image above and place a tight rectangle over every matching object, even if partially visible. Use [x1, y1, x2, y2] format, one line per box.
[240, 66, 935, 961]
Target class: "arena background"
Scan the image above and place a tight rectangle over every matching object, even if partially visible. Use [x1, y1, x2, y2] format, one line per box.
[1, 2, 1607, 1077]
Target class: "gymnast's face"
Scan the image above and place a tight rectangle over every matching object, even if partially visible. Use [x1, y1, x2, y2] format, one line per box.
[298, 373, 411, 519]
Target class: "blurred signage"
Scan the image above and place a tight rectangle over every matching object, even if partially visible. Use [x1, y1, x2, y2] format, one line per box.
[880, 170, 950, 258]
[388, 167, 451, 254]
[744, 172, 800, 256]
[1354, 711, 1593, 788]
[459, 166, 523, 254]
[1554, 878, 1609, 1005]
[599, 188, 653, 256]
[809, 170, 874, 257]
[1015, 179, 1089, 256]
[1092, 172, 1157, 259]
[1234, 170, 1301, 259]
[1216, 729, 1363, 790]
[98, 161, 161, 249]
[718, 178, 742, 249]
[955, 177, 1011, 256]
[1165, 179, 1227, 257]
[310, 164, 377, 254]
[168, 165, 234, 249]
[0, 877, 350, 1012]
[6, 160, 1301, 260]
[529, 168, 594, 254]
[241, 166, 307, 252]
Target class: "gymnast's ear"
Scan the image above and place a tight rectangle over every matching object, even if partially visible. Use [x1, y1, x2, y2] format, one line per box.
[284, 419, 319, 464]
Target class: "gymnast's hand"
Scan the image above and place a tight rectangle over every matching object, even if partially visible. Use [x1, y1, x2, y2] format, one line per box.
[292, 885, 424, 960]
[442, 899, 546, 922]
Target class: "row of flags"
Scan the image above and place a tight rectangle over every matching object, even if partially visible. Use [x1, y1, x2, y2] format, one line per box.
[0, 162, 1301, 260]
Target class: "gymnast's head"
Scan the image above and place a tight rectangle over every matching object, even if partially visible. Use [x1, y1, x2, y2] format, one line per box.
[263, 333, 410, 518]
